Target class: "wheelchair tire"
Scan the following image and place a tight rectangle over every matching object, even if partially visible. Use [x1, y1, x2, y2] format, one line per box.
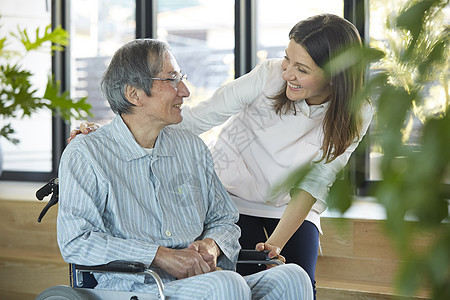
[35, 285, 89, 300]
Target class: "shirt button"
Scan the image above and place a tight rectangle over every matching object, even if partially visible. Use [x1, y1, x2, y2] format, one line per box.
[165, 230, 172, 237]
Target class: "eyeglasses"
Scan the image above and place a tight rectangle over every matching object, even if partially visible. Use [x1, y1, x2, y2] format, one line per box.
[150, 73, 187, 88]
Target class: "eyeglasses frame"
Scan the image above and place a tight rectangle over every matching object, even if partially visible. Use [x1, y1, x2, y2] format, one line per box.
[150, 73, 187, 88]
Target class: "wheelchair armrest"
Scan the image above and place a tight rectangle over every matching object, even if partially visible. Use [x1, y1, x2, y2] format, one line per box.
[74, 260, 148, 273]
[73, 261, 165, 299]
[237, 249, 284, 265]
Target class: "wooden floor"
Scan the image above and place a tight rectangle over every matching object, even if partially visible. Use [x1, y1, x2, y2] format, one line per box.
[0, 198, 432, 299]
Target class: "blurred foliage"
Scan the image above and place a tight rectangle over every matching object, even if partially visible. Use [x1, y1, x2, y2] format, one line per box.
[284, 0, 449, 298]
[332, 0, 449, 298]
[0, 23, 92, 144]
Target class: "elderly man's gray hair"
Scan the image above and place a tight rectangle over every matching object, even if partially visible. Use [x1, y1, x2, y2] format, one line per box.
[100, 39, 171, 115]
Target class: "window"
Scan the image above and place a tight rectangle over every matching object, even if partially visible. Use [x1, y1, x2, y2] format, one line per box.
[367, 0, 450, 181]
[4, 0, 374, 183]
[256, 0, 344, 63]
[0, 0, 52, 173]
[157, 0, 235, 109]
[70, 0, 136, 127]
[156, 0, 235, 143]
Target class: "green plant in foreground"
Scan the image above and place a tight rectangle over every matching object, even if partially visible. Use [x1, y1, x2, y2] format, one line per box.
[334, 0, 449, 298]
[0, 23, 92, 144]
[282, 0, 449, 298]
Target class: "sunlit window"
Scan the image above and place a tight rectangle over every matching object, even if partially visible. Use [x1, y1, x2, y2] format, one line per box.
[368, 0, 449, 180]
[0, 0, 52, 172]
[157, 0, 235, 109]
[256, 0, 344, 63]
[156, 0, 235, 144]
[70, 0, 135, 127]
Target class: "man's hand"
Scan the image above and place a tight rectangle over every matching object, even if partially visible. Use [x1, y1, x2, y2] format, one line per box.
[152, 246, 212, 279]
[188, 238, 221, 272]
[255, 242, 286, 269]
[67, 121, 99, 143]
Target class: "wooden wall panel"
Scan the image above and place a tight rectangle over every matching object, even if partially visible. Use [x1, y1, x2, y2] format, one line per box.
[352, 220, 399, 260]
[320, 218, 354, 257]
[0, 199, 67, 299]
[0, 200, 60, 256]
[316, 255, 398, 286]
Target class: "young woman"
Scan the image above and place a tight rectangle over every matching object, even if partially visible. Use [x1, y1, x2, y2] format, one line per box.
[71, 14, 373, 298]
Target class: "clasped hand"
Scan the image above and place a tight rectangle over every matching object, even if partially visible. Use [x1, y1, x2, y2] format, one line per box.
[152, 238, 221, 279]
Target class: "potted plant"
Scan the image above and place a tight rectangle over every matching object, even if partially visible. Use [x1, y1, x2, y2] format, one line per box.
[0, 22, 92, 174]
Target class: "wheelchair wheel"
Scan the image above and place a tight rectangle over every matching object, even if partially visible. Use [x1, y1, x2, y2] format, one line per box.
[36, 285, 89, 300]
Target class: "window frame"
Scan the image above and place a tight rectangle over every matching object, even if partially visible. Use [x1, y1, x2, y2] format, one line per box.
[343, 0, 380, 197]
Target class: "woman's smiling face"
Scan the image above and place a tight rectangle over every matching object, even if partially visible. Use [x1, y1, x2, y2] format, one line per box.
[281, 39, 331, 105]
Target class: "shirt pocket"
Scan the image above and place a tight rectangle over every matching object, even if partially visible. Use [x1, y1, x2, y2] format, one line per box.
[166, 182, 206, 231]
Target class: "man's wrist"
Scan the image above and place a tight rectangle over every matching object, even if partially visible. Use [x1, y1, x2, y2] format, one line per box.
[204, 238, 221, 257]
[152, 245, 170, 268]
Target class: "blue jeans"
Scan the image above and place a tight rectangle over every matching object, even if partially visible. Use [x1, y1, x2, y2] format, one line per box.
[237, 214, 319, 299]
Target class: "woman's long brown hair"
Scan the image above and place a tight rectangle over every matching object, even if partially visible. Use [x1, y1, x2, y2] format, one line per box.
[271, 14, 368, 163]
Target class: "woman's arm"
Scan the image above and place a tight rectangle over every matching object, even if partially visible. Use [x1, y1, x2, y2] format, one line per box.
[178, 59, 277, 135]
[257, 189, 316, 258]
[259, 101, 374, 258]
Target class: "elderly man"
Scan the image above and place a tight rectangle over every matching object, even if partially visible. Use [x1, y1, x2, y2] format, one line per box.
[57, 39, 312, 299]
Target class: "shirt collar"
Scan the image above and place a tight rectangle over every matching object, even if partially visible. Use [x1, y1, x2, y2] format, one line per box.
[295, 99, 329, 118]
[110, 115, 174, 161]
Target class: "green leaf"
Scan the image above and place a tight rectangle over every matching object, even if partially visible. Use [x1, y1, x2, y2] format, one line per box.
[396, 0, 433, 35]
[327, 175, 353, 214]
[0, 123, 19, 144]
[0, 64, 41, 118]
[396, 0, 446, 57]
[324, 44, 385, 77]
[396, 256, 425, 297]
[418, 37, 448, 77]
[12, 24, 69, 53]
[43, 77, 93, 121]
[268, 164, 311, 205]
[0, 37, 6, 52]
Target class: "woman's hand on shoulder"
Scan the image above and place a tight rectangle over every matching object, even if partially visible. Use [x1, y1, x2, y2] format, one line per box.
[67, 121, 100, 143]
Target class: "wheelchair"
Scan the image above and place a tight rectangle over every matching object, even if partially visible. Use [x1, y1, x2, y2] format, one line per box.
[35, 179, 283, 300]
